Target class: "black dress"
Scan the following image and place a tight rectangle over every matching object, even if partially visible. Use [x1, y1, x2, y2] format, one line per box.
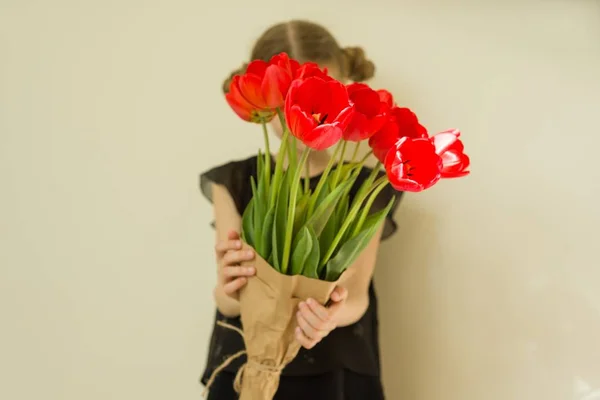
[199, 155, 402, 400]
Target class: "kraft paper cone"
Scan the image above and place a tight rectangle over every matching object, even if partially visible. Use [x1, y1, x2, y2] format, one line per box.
[204, 243, 339, 400]
[238, 245, 338, 400]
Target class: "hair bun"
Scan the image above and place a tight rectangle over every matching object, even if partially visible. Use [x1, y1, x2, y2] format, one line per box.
[342, 47, 375, 82]
[222, 63, 249, 94]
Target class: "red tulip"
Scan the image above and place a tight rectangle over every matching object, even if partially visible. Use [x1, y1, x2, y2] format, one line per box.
[343, 83, 388, 141]
[284, 77, 354, 150]
[432, 129, 470, 178]
[295, 62, 331, 81]
[384, 137, 442, 192]
[225, 53, 300, 122]
[369, 107, 428, 162]
[377, 89, 395, 108]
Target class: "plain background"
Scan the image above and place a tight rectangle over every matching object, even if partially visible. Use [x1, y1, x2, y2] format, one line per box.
[1, 0, 599, 399]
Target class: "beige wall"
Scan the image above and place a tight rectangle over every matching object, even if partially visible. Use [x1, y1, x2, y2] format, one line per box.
[1, 1, 599, 399]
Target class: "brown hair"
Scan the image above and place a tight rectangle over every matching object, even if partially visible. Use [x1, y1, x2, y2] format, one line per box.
[222, 20, 375, 93]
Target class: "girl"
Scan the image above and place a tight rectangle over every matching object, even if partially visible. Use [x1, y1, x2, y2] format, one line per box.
[200, 19, 402, 400]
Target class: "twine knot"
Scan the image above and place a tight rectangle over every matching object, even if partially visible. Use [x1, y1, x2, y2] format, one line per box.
[202, 321, 284, 398]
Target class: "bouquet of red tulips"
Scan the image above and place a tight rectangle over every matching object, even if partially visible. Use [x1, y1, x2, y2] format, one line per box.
[212, 53, 469, 399]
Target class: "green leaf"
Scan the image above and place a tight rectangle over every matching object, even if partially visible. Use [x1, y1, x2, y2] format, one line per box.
[293, 192, 310, 237]
[257, 150, 268, 208]
[351, 166, 380, 210]
[317, 190, 348, 277]
[250, 176, 262, 249]
[250, 176, 259, 205]
[338, 163, 358, 181]
[241, 198, 255, 247]
[323, 198, 394, 282]
[318, 214, 337, 269]
[314, 181, 330, 208]
[304, 178, 352, 237]
[337, 189, 351, 222]
[302, 227, 320, 279]
[257, 205, 275, 260]
[271, 169, 291, 272]
[290, 226, 312, 276]
[340, 194, 357, 245]
[257, 149, 264, 177]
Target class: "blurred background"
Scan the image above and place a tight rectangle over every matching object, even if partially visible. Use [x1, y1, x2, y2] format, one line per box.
[1, 0, 599, 399]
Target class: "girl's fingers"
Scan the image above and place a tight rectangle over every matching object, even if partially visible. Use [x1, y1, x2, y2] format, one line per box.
[296, 312, 320, 340]
[223, 277, 247, 295]
[215, 240, 242, 258]
[295, 327, 318, 350]
[326, 287, 348, 321]
[305, 298, 330, 322]
[299, 301, 330, 331]
[222, 250, 255, 266]
[227, 230, 241, 241]
[222, 266, 255, 278]
[330, 286, 348, 303]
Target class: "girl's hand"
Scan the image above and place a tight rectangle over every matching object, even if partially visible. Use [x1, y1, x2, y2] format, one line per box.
[295, 286, 348, 349]
[215, 230, 256, 300]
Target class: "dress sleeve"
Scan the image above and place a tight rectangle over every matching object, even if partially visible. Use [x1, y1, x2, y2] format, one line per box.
[199, 160, 249, 217]
[369, 170, 404, 241]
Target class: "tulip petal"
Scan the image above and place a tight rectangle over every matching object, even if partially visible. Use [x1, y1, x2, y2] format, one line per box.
[262, 64, 291, 109]
[441, 151, 470, 178]
[225, 76, 261, 121]
[334, 105, 355, 132]
[344, 112, 369, 141]
[287, 104, 316, 141]
[295, 63, 331, 80]
[388, 178, 424, 192]
[432, 130, 460, 155]
[369, 117, 400, 162]
[239, 74, 268, 109]
[305, 124, 343, 150]
[226, 92, 253, 121]
[246, 60, 268, 76]
[377, 89, 395, 107]
[327, 80, 352, 116]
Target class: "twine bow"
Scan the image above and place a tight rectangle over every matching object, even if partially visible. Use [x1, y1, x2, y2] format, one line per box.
[202, 321, 284, 398]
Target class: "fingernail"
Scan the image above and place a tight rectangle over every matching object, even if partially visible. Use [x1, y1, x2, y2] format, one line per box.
[246, 250, 254, 257]
[307, 298, 315, 306]
[299, 302, 306, 308]
[247, 267, 255, 274]
[235, 241, 242, 248]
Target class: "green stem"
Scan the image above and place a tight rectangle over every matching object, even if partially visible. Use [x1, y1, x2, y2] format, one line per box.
[341, 150, 373, 183]
[351, 161, 381, 209]
[320, 175, 388, 267]
[281, 148, 311, 274]
[351, 178, 389, 237]
[277, 108, 287, 133]
[261, 120, 271, 188]
[330, 140, 348, 188]
[307, 141, 344, 216]
[351, 141, 361, 163]
[269, 128, 289, 208]
[304, 157, 310, 193]
[286, 136, 295, 169]
[277, 109, 298, 172]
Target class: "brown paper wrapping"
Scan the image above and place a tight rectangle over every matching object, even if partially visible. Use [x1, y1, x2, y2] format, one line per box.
[205, 243, 339, 400]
